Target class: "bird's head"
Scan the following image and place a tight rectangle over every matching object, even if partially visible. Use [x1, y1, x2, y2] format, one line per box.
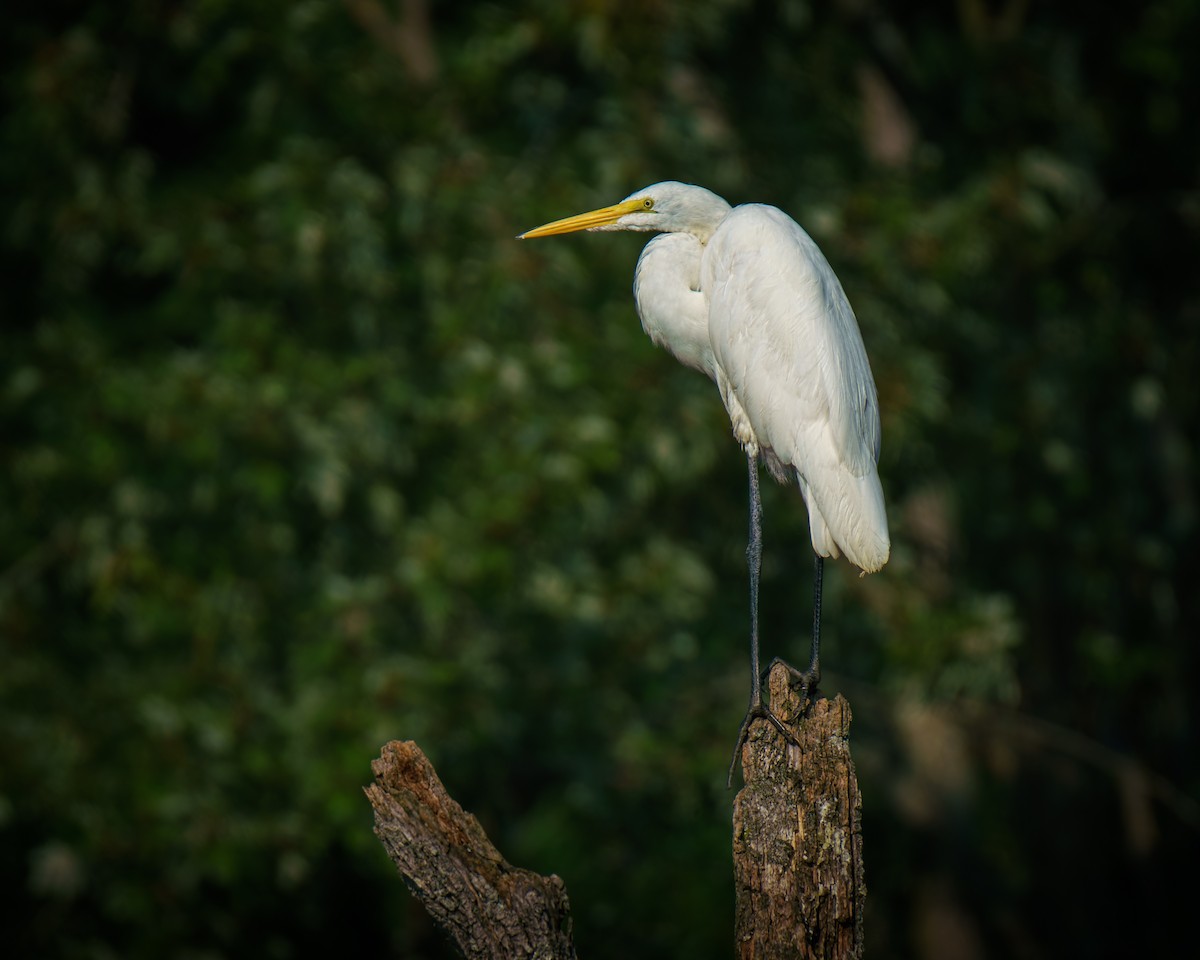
[518, 181, 731, 243]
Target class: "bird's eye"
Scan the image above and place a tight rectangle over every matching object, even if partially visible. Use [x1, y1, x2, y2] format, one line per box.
[642, 198, 654, 210]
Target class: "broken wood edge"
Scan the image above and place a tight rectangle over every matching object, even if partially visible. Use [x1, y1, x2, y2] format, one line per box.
[366, 668, 865, 960]
[364, 740, 577, 960]
[732, 662, 866, 959]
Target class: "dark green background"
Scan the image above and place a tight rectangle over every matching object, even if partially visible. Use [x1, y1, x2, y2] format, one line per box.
[3, 1, 1197, 957]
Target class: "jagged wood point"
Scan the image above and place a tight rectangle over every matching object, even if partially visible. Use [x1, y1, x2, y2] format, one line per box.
[365, 740, 577, 960]
[733, 663, 866, 959]
[366, 662, 864, 959]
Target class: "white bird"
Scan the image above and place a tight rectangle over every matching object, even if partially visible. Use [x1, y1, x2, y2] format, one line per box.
[519, 181, 889, 782]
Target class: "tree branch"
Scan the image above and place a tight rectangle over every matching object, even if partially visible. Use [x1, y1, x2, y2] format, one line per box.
[364, 740, 577, 960]
[342, 0, 438, 84]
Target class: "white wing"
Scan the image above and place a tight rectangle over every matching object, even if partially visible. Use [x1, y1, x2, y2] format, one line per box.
[633, 232, 715, 378]
[702, 204, 889, 572]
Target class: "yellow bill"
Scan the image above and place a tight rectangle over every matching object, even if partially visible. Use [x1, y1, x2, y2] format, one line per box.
[517, 197, 647, 239]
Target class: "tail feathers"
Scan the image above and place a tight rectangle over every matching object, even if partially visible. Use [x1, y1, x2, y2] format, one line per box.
[798, 469, 890, 574]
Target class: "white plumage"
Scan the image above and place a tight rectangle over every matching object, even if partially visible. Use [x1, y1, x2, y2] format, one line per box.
[524, 180, 888, 572]
[519, 180, 889, 777]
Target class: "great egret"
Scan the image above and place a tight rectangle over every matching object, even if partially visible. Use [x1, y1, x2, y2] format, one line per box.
[519, 181, 889, 782]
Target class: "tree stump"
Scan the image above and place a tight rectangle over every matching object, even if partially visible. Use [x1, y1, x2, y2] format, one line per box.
[366, 664, 864, 959]
[732, 663, 865, 959]
[364, 740, 577, 960]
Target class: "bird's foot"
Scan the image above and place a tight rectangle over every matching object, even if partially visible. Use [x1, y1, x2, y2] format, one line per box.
[726, 697, 801, 789]
[763, 656, 821, 711]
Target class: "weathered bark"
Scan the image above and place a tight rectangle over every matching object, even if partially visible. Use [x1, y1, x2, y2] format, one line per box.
[367, 668, 864, 960]
[732, 663, 866, 959]
[364, 740, 577, 960]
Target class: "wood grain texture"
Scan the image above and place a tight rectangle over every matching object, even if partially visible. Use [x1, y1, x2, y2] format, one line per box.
[365, 740, 577, 960]
[733, 664, 865, 959]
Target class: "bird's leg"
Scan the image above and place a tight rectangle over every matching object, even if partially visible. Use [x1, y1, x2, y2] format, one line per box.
[768, 551, 824, 706]
[727, 453, 799, 787]
[809, 552, 823, 682]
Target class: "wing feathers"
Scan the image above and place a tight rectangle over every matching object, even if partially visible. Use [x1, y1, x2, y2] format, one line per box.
[703, 204, 889, 571]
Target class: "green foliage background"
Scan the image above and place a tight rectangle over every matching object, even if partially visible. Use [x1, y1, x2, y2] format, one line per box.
[2, 1, 1197, 957]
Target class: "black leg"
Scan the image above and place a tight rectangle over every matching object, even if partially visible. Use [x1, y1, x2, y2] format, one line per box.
[727, 453, 797, 787]
[793, 553, 823, 704]
[807, 553, 823, 681]
[768, 551, 824, 703]
[747, 452, 764, 711]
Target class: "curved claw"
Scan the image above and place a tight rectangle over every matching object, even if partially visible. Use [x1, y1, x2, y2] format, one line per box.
[728, 657, 826, 788]
[763, 656, 820, 693]
[726, 700, 801, 788]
